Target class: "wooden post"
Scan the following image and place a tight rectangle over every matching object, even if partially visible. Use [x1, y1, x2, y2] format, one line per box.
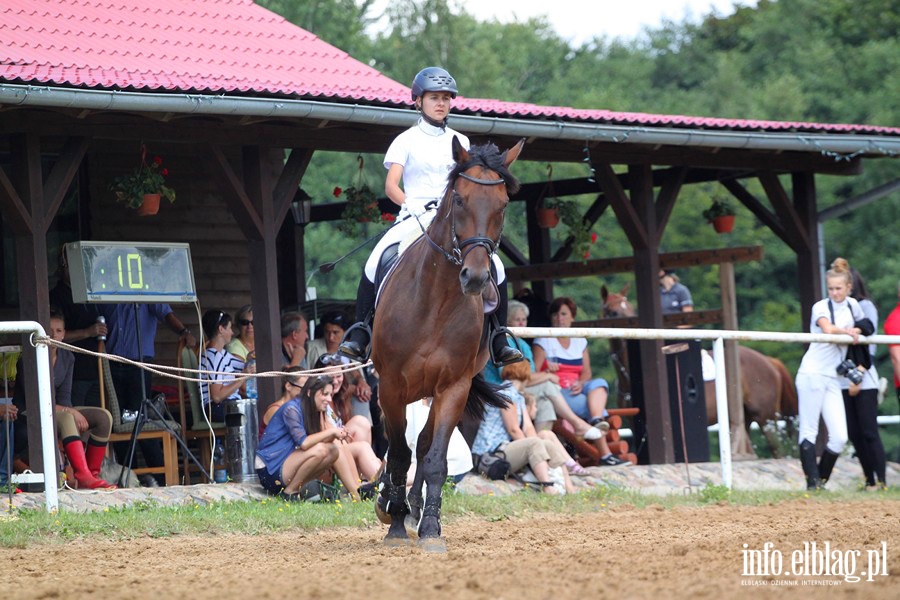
[719, 262, 753, 457]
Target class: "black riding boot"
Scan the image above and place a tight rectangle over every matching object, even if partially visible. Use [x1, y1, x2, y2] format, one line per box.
[799, 439, 821, 491]
[489, 283, 524, 367]
[818, 448, 840, 485]
[338, 276, 377, 361]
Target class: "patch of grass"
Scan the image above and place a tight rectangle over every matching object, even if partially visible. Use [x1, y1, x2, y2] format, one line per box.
[1, 485, 897, 547]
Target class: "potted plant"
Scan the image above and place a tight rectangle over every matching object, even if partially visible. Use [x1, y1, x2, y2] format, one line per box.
[556, 199, 596, 260]
[109, 155, 176, 216]
[702, 198, 736, 233]
[536, 196, 561, 228]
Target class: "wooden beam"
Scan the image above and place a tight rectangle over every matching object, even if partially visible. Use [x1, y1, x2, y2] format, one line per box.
[759, 171, 810, 250]
[273, 148, 314, 227]
[203, 144, 263, 239]
[720, 178, 791, 247]
[653, 167, 686, 244]
[506, 245, 764, 282]
[498, 236, 529, 267]
[595, 162, 647, 249]
[793, 171, 821, 330]
[42, 136, 89, 228]
[0, 163, 32, 234]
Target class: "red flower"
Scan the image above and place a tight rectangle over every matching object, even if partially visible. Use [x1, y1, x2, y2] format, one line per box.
[590, 232, 598, 244]
[381, 212, 396, 223]
[583, 251, 591, 259]
[153, 156, 163, 166]
[161, 168, 169, 176]
[333, 186, 343, 198]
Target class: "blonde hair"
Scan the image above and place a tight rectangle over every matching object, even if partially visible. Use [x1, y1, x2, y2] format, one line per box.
[826, 257, 853, 286]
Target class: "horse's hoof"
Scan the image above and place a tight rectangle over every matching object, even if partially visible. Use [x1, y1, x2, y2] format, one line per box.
[375, 497, 392, 525]
[404, 514, 420, 539]
[417, 537, 447, 554]
[383, 536, 412, 548]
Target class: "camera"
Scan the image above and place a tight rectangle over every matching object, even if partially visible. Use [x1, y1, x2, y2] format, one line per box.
[836, 359, 864, 385]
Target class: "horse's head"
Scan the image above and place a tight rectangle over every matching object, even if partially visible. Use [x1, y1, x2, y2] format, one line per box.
[440, 137, 524, 296]
[601, 283, 635, 319]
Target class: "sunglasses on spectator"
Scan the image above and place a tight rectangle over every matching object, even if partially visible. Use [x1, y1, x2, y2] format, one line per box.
[238, 318, 253, 327]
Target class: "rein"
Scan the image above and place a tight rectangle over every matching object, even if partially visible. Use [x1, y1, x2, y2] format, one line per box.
[415, 170, 506, 267]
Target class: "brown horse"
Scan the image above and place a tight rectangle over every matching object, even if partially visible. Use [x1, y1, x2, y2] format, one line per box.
[372, 138, 524, 550]
[600, 284, 798, 457]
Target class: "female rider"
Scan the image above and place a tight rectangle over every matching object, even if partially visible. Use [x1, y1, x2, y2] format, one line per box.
[338, 66, 522, 367]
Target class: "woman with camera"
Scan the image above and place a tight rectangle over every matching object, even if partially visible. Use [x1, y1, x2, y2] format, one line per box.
[795, 258, 866, 491]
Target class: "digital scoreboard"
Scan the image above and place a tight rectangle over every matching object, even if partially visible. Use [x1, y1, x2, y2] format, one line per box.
[66, 241, 197, 303]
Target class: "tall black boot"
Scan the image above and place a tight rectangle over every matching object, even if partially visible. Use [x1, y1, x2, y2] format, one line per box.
[339, 276, 377, 361]
[799, 439, 821, 491]
[489, 282, 524, 367]
[818, 449, 840, 485]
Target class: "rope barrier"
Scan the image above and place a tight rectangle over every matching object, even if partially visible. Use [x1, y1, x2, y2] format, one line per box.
[28, 335, 372, 385]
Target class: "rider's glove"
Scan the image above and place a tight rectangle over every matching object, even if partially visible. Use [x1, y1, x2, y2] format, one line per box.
[403, 197, 429, 218]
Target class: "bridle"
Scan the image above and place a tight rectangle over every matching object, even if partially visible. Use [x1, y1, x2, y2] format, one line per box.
[416, 170, 506, 267]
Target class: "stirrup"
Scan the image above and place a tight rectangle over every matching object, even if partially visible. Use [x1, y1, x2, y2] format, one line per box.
[489, 328, 524, 367]
[338, 322, 372, 362]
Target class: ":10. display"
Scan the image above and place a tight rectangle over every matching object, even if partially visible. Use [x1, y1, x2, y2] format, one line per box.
[117, 253, 144, 289]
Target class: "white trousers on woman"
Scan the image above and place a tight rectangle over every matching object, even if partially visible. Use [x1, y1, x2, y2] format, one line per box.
[364, 207, 505, 283]
[796, 372, 848, 454]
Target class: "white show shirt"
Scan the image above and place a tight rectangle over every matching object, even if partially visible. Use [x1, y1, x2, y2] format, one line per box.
[798, 297, 865, 378]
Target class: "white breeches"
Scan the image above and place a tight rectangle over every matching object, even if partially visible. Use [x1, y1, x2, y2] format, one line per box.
[364, 208, 505, 283]
[796, 372, 848, 453]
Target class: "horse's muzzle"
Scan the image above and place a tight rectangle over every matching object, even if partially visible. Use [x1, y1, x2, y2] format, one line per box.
[459, 266, 489, 295]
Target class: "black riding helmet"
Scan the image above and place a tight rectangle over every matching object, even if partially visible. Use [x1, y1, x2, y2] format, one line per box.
[411, 67, 458, 101]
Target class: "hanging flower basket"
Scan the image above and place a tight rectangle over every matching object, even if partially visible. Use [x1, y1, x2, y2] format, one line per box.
[536, 207, 559, 228]
[702, 198, 736, 234]
[338, 155, 392, 236]
[109, 146, 176, 213]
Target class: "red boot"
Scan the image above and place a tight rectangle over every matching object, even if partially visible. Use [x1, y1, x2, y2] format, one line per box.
[85, 441, 108, 478]
[63, 438, 116, 489]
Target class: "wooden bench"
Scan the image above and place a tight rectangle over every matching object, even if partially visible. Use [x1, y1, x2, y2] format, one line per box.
[108, 429, 179, 486]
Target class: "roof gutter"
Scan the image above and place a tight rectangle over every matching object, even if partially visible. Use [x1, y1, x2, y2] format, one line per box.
[1, 83, 898, 158]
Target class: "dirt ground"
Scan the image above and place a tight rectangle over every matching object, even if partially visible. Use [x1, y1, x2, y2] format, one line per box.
[3, 499, 897, 599]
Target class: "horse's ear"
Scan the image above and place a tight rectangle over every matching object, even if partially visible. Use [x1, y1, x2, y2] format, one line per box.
[601, 285, 609, 302]
[502, 138, 526, 168]
[452, 136, 469, 164]
[621, 282, 631, 297]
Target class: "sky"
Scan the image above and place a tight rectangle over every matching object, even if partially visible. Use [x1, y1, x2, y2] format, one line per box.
[370, 0, 759, 45]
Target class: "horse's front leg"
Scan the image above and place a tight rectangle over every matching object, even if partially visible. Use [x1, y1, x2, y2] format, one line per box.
[418, 396, 464, 553]
[376, 397, 413, 545]
[406, 406, 436, 537]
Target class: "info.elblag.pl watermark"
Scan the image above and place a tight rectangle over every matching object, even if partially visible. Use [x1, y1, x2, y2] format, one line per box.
[741, 541, 889, 586]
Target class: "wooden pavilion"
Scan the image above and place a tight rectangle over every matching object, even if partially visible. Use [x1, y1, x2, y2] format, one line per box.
[1, 0, 899, 473]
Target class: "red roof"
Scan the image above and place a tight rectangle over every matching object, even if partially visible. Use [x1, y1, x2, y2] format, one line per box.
[1, 0, 898, 137]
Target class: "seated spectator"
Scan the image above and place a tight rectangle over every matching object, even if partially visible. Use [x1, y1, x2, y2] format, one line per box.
[315, 353, 372, 444]
[487, 300, 606, 440]
[471, 361, 576, 494]
[255, 375, 341, 500]
[15, 309, 116, 489]
[260, 367, 308, 435]
[298, 375, 379, 500]
[225, 304, 254, 366]
[200, 309, 250, 422]
[532, 297, 628, 466]
[405, 396, 473, 497]
[309, 313, 372, 402]
[280, 311, 309, 369]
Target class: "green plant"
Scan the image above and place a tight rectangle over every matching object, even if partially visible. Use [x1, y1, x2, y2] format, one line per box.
[701, 198, 736, 221]
[553, 198, 595, 259]
[108, 155, 176, 208]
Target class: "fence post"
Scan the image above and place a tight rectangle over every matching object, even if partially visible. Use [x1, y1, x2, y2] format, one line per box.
[713, 337, 732, 489]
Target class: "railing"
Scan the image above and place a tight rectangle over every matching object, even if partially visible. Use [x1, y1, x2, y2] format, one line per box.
[510, 325, 900, 490]
[0, 322, 58, 512]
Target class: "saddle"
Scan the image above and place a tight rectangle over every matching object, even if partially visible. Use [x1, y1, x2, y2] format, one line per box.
[374, 238, 499, 315]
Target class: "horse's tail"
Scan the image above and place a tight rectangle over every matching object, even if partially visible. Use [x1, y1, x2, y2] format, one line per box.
[769, 357, 798, 417]
[465, 372, 509, 421]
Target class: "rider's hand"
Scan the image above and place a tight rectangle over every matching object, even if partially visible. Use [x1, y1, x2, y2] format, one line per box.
[403, 197, 429, 218]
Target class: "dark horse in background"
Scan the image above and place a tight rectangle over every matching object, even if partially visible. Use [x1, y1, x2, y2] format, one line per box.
[601, 284, 798, 457]
[372, 138, 525, 551]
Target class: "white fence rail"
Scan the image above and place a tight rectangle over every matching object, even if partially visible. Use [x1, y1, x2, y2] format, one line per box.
[510, 326, 900, 490]
[0, 322, 58, 512]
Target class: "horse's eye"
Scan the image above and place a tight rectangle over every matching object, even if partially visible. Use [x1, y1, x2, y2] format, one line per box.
[454, 193, 463, 207]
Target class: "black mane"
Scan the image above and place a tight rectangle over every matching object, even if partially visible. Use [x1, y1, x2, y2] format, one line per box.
[448, 142, 520, 195]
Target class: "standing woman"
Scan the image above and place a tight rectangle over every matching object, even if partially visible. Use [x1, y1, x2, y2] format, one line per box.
[200, 309, 249, 423]
[796, 258, 865, 490]
[844, 268, 887, 490]
[338, 66, 522, 367]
